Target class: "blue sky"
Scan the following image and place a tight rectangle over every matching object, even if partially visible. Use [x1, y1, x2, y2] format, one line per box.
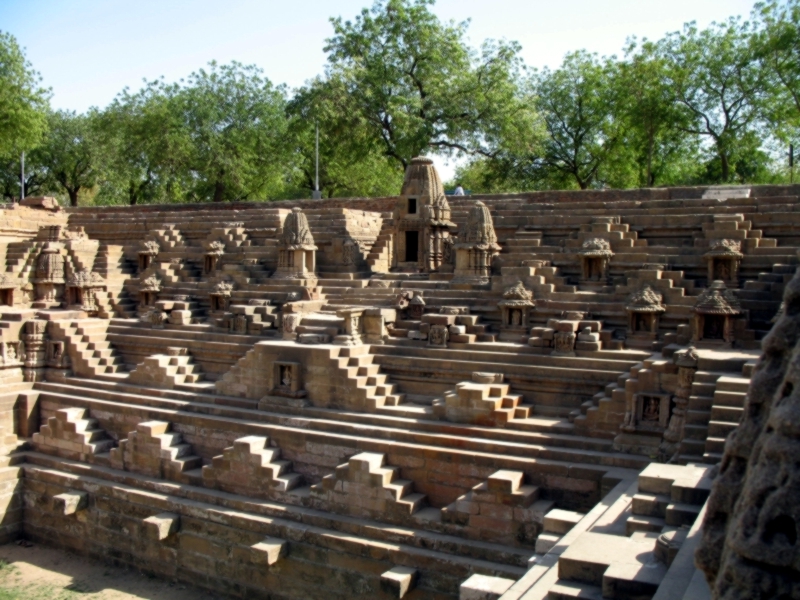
[1, 0, 758, 178]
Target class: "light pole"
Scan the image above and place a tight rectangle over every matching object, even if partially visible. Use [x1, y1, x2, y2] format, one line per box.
[20, 151, 25, 202]
[312, 123, 321, 199]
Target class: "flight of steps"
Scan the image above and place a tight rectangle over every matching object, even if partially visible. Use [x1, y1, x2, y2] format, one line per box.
[203, 435, 303, 495]
[310, 452, 427, 519]
[49, 319, 126, 376]
[33, 407, 116, 458]
[329, 345, 405, 411]
[128, 348, 205, 388]
[571, 360, 644, 439]
[4, 239, 40, 276]
[367, 218, 395, 273]
[678, 365, 752, 464]
[110, 420, 204, 483]
[431, 377, 533, 426]
[740, 263, 795, 333]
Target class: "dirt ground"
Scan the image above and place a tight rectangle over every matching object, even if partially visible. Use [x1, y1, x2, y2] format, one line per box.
[0, 541, 227, 599]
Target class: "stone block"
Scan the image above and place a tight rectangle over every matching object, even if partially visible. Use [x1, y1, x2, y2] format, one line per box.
[544, 508, 583, 534]
[250, 537, 287, 566]
[421, 314, 455, 326]
[450, 324, 466, 335]
[143, 512, 180, 541]
[53, 491, 87, 515]
[459, 574, 515, 600]
[380, 566, 418, 598]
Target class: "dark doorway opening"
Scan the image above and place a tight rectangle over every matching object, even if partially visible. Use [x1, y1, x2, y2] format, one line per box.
[405, 230, 419, 262]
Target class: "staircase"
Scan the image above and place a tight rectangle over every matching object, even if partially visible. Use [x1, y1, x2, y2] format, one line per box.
[128, 349, 205, 388]
[311, 452, 427, 518]
[678, 363, 752, 464]
[4, 239, 40, 276]
[49, 319, 126, 377]
[329, 346, 405, 411]
[203, 435, 302, 494]
[110, 420, 203, 482]
[33, 407, 115, 457]
[367, 219, 394, 273]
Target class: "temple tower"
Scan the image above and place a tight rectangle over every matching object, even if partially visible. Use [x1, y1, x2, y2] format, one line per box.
[272, 208, 317, 281]
[393, 157, 455, 272]
[452, 201, 501, 285]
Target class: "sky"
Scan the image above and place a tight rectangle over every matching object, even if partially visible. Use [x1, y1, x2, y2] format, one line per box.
[1, 0, 758, 180]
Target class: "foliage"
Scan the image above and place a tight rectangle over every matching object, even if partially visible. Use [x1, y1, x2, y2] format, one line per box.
[613, 40, 701, 187]
[0, 31, 50, 160]
[31, 110, 101, 207]
[93, 79, 189, 205]
[286, 76, 404, 198]
[177, 61, 290, 202]
[2, 1, 799, 199]
[658, 18, 770, 182]
[323, 0, 536, 168]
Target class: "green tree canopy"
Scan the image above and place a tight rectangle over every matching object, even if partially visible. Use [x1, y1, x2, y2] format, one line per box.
[94, 79, 189, 205]
[323, 0, 535, 169]
[179, 61, 290, 202]
[613, 39, 699, 187]
[33, 110, 101, 207]
[287, 76, 403, 198]
[659, 18, 769, 182]
[0, 31, 50, 159]
[533, 51, 624, 189]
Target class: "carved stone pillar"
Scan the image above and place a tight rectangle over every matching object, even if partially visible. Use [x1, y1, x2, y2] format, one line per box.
[662, 347, 699, 457]
[22, 319, 47, 382]
[334, 308, 364, 346]
[33, 242, 65, 308]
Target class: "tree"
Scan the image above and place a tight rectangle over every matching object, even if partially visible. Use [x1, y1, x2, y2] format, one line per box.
[286, 76, 403, 198]
[614, 40, 699, 187]
[95, 79, 190, 205]
[178, 61, 290, 202]
[0, 155, 47, 201]
[532, 51, 624, 189]
[753, 0, 800, 171]
[34, 110, 101, 207]
[323, 0, 534, 169]
[0, 31, 50, 160]
[659, 18, 769, 182]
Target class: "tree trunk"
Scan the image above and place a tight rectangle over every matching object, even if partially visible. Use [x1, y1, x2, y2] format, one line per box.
[720, 153, 730, 182]
[68, 188, 79, 207]
[213, 181, 225, 203]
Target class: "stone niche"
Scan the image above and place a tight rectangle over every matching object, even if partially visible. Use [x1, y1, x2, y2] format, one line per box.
[498, 280, 535, 332]
[634, 392, 673, 432]
[203, 241, 225, 274]
[272, 207, 317, 281]
[271, 361, 305, 398]
[578, 238, 613, 282]
[704, 239, 742, 287]
[65, 270, 105, 315]
[626, 285, 665, 335]
[138, 240, 159, 273]
[137, 275, 161, 312]
[691, 280, 742, 346]
[209, 281, 233, 312]
[0, 275, 18, 306]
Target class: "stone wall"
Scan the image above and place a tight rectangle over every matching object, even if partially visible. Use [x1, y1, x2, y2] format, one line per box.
[696, 265, 800, 598]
